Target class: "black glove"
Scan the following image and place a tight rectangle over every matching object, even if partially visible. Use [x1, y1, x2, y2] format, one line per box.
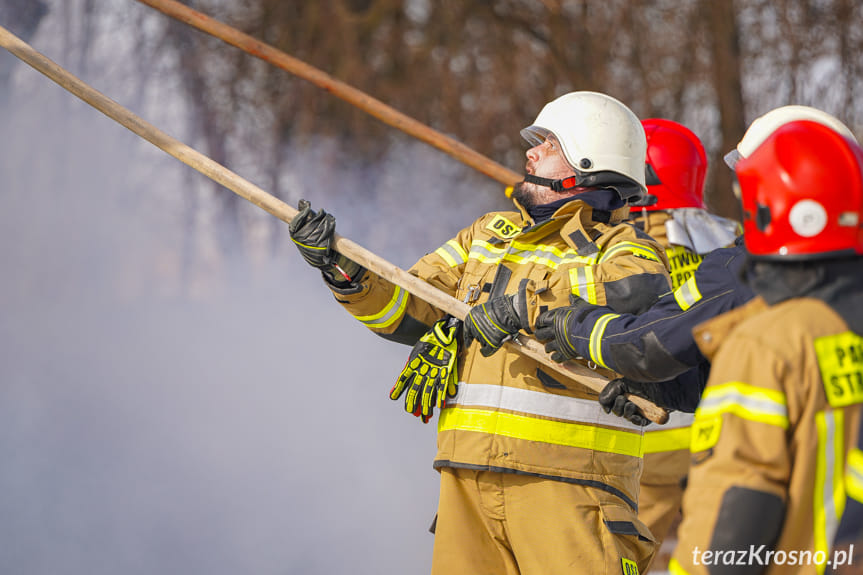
[534, 297, 607, 362]
[289, 199, 364, 287]
[598, 378, 652, 427]
[463, 290, 531, 357]
[599, 370, 705, 426]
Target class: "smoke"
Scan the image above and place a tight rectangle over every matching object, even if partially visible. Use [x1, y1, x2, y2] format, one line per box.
[0, 3, 511, 573]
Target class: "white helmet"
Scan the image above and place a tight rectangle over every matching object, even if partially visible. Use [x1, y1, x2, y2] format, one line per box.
[725, 105, 858, 168]
[520, 91, 648, 202]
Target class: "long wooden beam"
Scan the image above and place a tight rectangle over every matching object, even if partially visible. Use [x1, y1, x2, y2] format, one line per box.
[0, 24, 667, 424]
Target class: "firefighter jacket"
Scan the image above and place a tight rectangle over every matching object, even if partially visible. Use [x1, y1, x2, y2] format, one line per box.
[620, 210, 735, 557]
[631, 210, 710, 291]
[670, 258, 863, 575]
[625, 210, 716, 552]
[552, 236, 755, 384]
[330, 197, 671, 510]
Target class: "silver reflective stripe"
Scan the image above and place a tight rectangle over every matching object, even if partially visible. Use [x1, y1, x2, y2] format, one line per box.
[572, 266, 590, 297]
[436, 240, 467, 267]
[357, 286, 408, 328]
[451, 383, 646, 432]
[643, 411, 695, 432]
[820, 410, 841, 558]
[697, 391, 788, 420]
[467, 240, 598, 268]
[673, 276, 702, 311]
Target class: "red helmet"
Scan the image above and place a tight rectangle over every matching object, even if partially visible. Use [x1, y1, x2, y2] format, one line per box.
[637, 118, 707, 211]
[735, 120, 863, 259]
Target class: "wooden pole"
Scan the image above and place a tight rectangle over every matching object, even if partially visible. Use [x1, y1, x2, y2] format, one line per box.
[135, 0, 523, 189]
[0, 25, 667, 425]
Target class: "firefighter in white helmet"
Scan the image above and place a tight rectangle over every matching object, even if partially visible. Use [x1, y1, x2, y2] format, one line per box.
[668, 111, 863, 574]
[290, 91, 671, 574]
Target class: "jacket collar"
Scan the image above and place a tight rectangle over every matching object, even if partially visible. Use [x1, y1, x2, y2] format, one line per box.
[512, 195, 631, 228]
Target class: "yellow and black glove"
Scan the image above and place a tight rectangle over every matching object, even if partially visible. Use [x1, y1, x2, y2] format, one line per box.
[390, 317, 460, 423]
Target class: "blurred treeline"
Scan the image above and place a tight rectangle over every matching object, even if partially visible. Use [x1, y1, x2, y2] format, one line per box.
[4, 0, 863, 244]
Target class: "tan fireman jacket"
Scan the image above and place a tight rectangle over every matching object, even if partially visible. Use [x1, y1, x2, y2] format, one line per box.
[670, 296, 863, 575]
[331, 197, 671, 509]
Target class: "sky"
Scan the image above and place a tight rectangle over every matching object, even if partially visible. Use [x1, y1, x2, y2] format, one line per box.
[0, 2, 509, 573]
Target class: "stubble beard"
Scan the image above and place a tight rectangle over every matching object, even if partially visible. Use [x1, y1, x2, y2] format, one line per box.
[511, 180, 566, 209]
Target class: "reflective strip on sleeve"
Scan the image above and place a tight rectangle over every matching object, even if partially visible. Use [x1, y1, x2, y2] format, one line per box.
[588, 313, 620, 370]
[434, 240, 468, 268]
[643, 412, 695, 453]
[438, 383, 645, 457]
[354, 285, 408, 329]
[696, 381, 789, 429]
[846, 448, 863, 503]
[569, 266, 598, 304]
[814, 409, 846, 575]
[673, 276, 703, 311]
[599, 241, 663, 264]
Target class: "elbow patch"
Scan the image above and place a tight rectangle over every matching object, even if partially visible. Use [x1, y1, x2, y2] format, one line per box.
[378, 315, 432, 346]
[604, 273, 670, 314]
[607, 331, 693, 383]
[705, 486, 785, 575]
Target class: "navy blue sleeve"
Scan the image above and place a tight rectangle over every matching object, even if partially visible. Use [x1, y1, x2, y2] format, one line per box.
[569, 244, 754, 382]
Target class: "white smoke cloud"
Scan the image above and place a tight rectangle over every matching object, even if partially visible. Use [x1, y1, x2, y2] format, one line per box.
[0, 2, 513, 573]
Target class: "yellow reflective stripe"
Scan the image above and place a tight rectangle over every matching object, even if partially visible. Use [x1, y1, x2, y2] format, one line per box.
[846, 448, 863, 503]
[814, 409, 846, 575]
[667, 558, 691, 575]
[438, 406, 644, 457]
[696, 382, 789, 429]
[354, 286, 408, 329]
[467, 239, 599, 269]
[569, 266, 598, 304]
[644, 427, 692, 453]
[434, 240, 468, 268]
[450, 383, 647, 431]
[588, 313, 620, 369]
[509, 239, 599, 265]
[599, 241, 663, 264]
[673, 276, 702, 311]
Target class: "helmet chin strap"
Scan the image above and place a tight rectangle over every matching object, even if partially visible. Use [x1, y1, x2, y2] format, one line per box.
[523, 173, 580, 192]
[524, 171, 644, 203]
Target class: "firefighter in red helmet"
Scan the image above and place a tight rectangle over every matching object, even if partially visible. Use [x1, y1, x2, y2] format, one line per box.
[628, 119, 739, 571]
[670, 116, 863, 574]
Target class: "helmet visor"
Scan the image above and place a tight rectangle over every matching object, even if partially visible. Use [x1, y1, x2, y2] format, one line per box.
[520, 126, 551, 148]
[724, 148, 743, 170]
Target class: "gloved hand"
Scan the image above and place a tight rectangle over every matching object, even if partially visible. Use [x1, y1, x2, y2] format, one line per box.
[289, 199, 364, 287]
[463, 290, 531, 357]
[534, 297, 608, 362]
[599, 370, 704, 426]
[598, 378, 652, 427]
[390, 317, 460, 423]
